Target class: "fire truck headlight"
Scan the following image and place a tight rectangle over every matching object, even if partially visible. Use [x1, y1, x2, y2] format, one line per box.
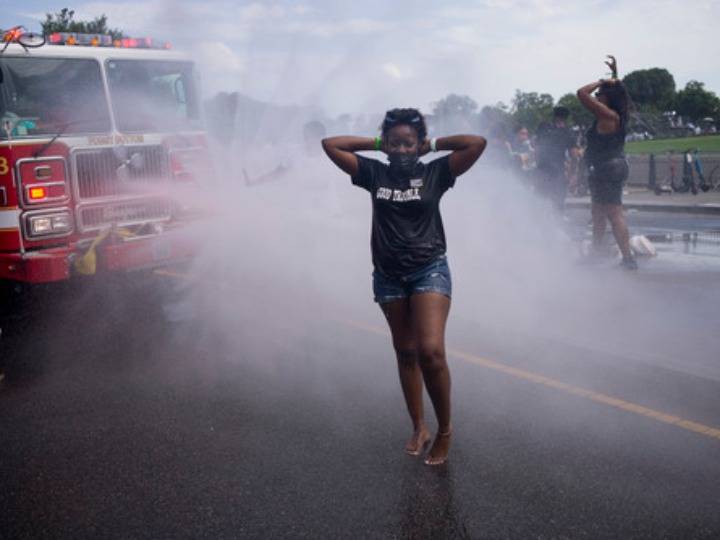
[28, 212, 73, 237]
[30, 217, 53, 235]
[51, 214, 72, 232]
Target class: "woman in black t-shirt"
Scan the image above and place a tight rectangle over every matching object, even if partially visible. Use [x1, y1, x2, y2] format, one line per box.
[577, 56, 637, 270]
[322, 109, 485, 465]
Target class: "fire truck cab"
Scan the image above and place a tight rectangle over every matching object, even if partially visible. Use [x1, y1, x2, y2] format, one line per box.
[0, 33, 209, 286]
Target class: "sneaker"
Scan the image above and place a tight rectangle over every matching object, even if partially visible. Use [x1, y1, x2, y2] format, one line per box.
[619, 257, 638, 271]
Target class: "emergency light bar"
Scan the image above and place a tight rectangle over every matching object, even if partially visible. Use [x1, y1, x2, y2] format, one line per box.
[48, 32, 171, 49]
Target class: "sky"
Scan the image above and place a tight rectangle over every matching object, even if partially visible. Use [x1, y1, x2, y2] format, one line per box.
[2, 0, 719, 116]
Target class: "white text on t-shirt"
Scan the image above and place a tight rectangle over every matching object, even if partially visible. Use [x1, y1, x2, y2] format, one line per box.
[376, 187, 421, 202]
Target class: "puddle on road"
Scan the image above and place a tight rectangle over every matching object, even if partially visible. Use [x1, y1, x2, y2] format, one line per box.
[639, 231, 720, 272]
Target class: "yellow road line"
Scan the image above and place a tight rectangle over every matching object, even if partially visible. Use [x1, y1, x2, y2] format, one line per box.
[346, 320, 720, 441]
[148, 271, 720, 442]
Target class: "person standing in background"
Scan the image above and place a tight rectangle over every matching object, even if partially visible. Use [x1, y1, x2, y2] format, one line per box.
[577, 56, 637, 270]
[535, 107, 578, 213]
[509, 125, 536, 179]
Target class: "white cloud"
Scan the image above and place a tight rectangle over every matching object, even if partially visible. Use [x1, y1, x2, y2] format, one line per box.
[284, 17, 390, 38]
[292, 4, 312, 15]
[72, 2, 160, 34]
[236, 3, 286, 21]
[382, 63, 406, 80]
[195, 41, 244, 73]
[7, 0, 720, 117]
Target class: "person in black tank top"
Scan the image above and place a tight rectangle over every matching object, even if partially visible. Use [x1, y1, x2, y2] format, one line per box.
[322, 109, 486, 465]
[577, 56, 637, 270]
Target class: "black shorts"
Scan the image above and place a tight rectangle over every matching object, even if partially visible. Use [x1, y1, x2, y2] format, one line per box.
[588, 158, 629, 205]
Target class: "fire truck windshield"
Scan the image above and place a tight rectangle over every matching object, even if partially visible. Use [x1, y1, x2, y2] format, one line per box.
[106, 59, 200, 133]
[0, 57, 111, 139]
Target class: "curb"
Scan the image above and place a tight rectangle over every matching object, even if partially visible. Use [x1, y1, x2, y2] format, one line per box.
[566, 200, 720, 216]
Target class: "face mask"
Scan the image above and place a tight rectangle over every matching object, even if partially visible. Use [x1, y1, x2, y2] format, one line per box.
[388, 152, 419, 178]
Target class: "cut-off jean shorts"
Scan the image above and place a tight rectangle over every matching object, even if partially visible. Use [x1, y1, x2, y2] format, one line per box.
[372, 255, 452, 304]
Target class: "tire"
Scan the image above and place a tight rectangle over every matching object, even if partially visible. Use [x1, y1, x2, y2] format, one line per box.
[17, 32, 45, 48]
[670, 176, 689, 193]
[707, 166, 720, 190]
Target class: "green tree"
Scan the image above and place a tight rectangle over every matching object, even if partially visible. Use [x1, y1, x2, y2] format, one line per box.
[432, 94, 479, 133]
[41, 8, 124, 40]
[510, 90, 554, 132]
[622, 68, 675, 111]
[479, 102, 511, 132]
[432, 93, 478, 117]
[674, 81, 720, 123]
[556, 93, 594, 127]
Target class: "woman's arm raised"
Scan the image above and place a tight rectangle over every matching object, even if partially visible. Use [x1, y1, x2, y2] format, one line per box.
[577, 80, 620, 126]
[433, 135, 486, 177]
[321, 136, 377, 177]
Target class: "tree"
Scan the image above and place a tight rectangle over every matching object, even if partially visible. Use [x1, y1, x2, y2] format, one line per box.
[432, 93, 478, 118]
[510, 90, 554, 132]
[478, 102, 511, 130]
[556, 93, 593, 128]
[622, 68, 675, 111]
[432, 94, 479, 133]
[41, 8, 124, 40]
[674, 81, 720, 123]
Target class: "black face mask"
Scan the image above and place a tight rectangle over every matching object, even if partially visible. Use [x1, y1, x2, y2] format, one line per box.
[388, 152, 419, 178]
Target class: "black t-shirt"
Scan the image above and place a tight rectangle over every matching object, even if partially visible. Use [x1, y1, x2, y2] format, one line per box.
[536, 125, 576, 173]
[352, 155, 455, 277]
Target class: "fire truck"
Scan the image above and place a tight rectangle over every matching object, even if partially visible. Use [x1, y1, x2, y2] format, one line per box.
[0, 30, 210, 296]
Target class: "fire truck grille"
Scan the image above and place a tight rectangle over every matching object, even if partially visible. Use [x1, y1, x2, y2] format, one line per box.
[78, 199, 172, 231]
[74, 146, 169, 199]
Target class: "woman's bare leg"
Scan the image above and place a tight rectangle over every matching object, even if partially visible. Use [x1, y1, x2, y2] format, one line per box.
[591, 202, 608, 249]
[409, 292, 452, 464]
[607, 204, 633, 259]
[381, 299, 430, 454]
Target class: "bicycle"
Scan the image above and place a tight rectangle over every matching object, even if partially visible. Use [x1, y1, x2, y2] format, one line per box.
[654, 150, 678, 194]
[695, 150, 720, 191]
[671, 149, 698, 194]
[707, 164, 720, 191]
[1, 26, 46, 53]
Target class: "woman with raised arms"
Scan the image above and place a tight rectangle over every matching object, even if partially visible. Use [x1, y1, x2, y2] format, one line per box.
[322, 108, 485, 465]
[577, 56, 637, 270]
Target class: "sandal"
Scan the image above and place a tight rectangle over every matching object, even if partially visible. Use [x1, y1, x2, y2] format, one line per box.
[405, 428, 432, 456]
[424, 428, 452, 466]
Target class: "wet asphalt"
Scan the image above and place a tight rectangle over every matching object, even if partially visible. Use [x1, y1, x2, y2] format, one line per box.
[1, 276, 720, 539]
[2, 209, 720, 539]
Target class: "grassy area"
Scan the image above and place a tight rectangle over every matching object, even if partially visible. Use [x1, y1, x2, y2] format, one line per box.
[625, 135, 720, 155]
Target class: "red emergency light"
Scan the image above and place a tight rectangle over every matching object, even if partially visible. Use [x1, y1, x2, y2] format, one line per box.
[48, 32, 170, 49]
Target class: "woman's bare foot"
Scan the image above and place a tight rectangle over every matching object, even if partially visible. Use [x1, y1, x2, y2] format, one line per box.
[424, 429, 451, 466]
[405, 425, 432, 456]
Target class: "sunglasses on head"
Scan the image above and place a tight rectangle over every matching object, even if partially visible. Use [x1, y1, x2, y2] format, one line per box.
[384, 113, 421, 124]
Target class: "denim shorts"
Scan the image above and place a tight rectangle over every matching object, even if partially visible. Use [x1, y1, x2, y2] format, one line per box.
[372, 256, 452, 304]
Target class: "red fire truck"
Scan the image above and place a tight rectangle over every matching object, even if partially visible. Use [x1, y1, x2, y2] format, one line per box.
[0, 30, 210, 291]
